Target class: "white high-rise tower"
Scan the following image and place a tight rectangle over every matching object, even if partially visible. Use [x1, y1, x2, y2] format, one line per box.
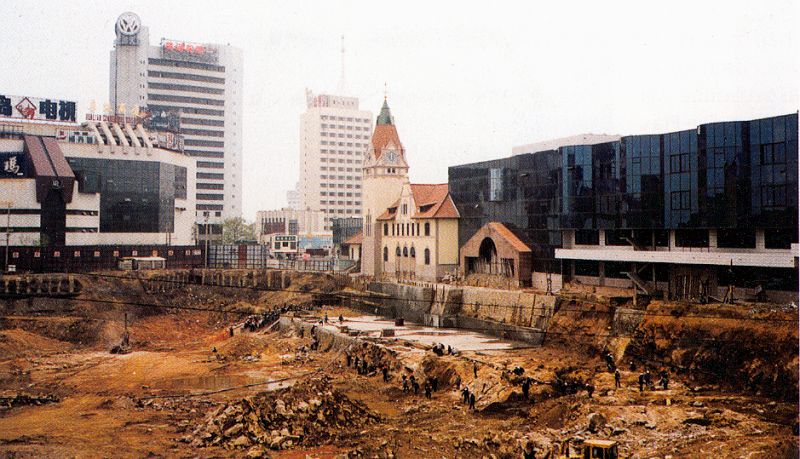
[297, 37, 372, 230]
[109, 11, 243, 240]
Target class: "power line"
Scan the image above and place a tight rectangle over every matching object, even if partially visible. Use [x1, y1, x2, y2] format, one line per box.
[73, 271, 800, 323]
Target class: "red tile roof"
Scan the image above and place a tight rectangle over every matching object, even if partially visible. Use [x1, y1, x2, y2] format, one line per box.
[370, 124, 403, 160]
[376, 184, 460, 221]
[488, 222, 531, 252]
[343, 232, 363, 245]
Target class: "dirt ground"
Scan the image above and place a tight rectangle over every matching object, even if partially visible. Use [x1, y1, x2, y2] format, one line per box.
[0, 272, 797, 458]
[0, 305, 796, 458]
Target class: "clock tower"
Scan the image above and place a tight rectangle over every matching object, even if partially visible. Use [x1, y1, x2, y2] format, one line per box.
[361, 97, 409, 276]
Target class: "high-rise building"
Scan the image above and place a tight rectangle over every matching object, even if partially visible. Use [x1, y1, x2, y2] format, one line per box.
[108, 11, 243, 240]
[298, 90, 372, 231]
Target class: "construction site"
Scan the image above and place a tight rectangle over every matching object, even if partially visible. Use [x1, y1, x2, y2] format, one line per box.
[0, 269, 797, 458]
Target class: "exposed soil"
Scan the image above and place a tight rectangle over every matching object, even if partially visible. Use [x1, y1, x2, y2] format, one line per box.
[0, 271, 796, 458]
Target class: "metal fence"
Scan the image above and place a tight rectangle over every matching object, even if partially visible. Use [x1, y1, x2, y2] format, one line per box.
[206, 244, 271, 269]
[0, 245, 204, 273]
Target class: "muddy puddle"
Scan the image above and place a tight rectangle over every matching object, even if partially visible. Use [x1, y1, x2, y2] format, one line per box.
[152, 375, 292, 392]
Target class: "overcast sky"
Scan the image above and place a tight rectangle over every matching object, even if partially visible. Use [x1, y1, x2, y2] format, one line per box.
[1, 1, 798, 220]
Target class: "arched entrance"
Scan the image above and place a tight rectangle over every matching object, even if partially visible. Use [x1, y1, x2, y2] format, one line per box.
[477, 237, 499, 274]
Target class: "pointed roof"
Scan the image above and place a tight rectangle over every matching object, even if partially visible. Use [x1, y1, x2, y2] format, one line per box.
[369, 98, 404, 160]
[376, 183, 460, 220]
[376, 99, 393, 125]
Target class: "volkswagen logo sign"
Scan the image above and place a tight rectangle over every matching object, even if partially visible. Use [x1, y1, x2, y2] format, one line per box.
[116, 12, 141, 37]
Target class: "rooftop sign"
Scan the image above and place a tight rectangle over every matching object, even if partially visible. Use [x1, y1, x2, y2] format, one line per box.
[0, 94, 77, 123]
[161, 39, 219, 64]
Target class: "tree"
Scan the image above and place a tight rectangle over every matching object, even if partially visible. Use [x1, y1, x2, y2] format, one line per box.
[222, 217, 255, 244]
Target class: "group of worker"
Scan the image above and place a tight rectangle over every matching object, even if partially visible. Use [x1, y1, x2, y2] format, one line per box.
[400, 374, 440, 399]
[638, 369, 669, 391]
[344, 350, 381, 377]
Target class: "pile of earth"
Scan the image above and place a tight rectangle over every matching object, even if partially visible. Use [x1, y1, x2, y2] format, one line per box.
[191, 376, 379, 453]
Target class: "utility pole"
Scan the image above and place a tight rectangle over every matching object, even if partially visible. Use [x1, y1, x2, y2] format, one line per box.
[204, 211, 210, 268]
[1, 200, 11, 273]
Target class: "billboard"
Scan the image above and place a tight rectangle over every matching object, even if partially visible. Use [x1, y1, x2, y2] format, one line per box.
[161, 39, 219, 64]
[145, 109, 181, 133]
[0, 152, 28, 178]
[0, 94, 76, 122]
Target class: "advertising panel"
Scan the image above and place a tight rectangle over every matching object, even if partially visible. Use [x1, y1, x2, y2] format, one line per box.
[0, 94, 77, 122]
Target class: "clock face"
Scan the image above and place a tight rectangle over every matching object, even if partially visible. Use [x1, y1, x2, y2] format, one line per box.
[386, 151, 396, 163]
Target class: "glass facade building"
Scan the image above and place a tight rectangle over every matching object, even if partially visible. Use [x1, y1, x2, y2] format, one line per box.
[67, 157, 187, 233]
[449, 113, 798, 292]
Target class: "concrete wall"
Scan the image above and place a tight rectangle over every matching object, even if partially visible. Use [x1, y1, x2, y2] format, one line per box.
[364, 281, 558, 345]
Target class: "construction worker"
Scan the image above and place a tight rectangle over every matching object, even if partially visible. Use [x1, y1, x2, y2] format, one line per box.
[614, 369, 621, 388]
[522, 378, 531, 400]
[462, 387, 470, 404]
[338, 314, 344, 323]
[412, 379, 420, 395]
[431, 376, 439, 392]
[638, 373, 645, 392]
[324, 313, 329, 324]
[424, 382, 432, 399]
[659, 369, 669, 390]
[586, 382, 595, 398]
[469, 392, 476, 410]
[454, 375, 462, 390]
[605, 352, 616, 372]
[473, 362, 478, 378]
[402, 375, 408, 392]
[382, 366, 389, 383]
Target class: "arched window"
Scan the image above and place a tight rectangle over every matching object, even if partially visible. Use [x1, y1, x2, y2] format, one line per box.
[403, 247, 408, 257]
[410, 247, 416, 258]
[424, 222, 431, 236]
[424, 248, 430, 265]
[383, 246, 388, 262]
[383, 223, 388, 236]
[396, 246, 401, 257]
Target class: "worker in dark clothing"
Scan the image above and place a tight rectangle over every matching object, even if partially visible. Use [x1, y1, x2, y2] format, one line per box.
[402, 375, 408, 392]
[659, 369, 669, 390]
[638, 373, 646, 392]
[629, 361, 636, 372]
[473, 363, 478, 378]
[229, 326, 234, 337]
[462, 387, 470, 404]
[382, 366, 389, 383]
[353, 356, 360, 371]
[412, 379, 420, 395]
[345, 353, 352, 367]
[454, 375, 462, 390]
[605, 352, 616, 372]
[586, 383, 594, 398]
[361, 359, 368, 375]
[614, 369, 621, 388]
[522, 378, 531, 400]
[468, 392, 476, 410]
[424, 382, 432, 399]
[431, 376, 439, 392]
[338, 314, 344, 323]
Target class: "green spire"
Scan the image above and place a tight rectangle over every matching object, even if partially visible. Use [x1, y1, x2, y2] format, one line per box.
[376, 98, 393, 125]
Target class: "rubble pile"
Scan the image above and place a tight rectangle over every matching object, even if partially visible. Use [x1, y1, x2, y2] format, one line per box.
[192, 377, 379, 451]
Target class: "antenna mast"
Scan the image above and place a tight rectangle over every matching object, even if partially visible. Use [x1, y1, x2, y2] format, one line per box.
[337, 35, 347, 95]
